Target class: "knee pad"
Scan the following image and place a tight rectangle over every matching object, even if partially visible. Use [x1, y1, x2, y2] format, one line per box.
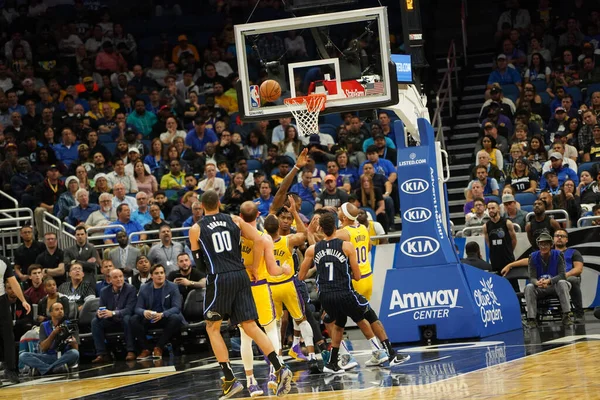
[364, 308, 379, 324]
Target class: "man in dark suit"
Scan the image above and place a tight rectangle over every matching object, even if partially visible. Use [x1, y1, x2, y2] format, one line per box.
[91, 269, 137, 363]
[130, 264, 184, 360]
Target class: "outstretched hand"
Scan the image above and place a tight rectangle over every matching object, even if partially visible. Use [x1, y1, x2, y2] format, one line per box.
[285, 195, 297, 214]
[296, 148, 309, 169]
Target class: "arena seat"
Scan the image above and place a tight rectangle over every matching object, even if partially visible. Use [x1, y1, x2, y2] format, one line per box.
[361, 207, 376, 221]
[247, 159, 262, 171]
[105, 142, 117, 154]
[323, 113, 343, 127]
[578, 162, 600, 174]
[515, 192, 537, 207]
[532, 81, 547, 93]
[300, 201, 314, 219]
[99, 135, 113, 143]
[586, 84, 600, 100]
[484, 195, 501, 204]
[319, 124, 338, 140]
[501, 84, 520, 103]
[566, 87, 582, 106]
[521, 205, 534, 213]
[539, 91, 551, 105]
[78, 297, 100, 345]
[181, 289, 207, 335]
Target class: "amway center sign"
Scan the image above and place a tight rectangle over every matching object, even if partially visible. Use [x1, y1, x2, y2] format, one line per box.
[388, 289, 462, 320]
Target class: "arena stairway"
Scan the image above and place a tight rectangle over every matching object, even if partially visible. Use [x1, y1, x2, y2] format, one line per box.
[434, 51, 497, 232]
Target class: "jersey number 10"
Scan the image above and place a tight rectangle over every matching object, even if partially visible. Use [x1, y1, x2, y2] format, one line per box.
[356, 246, 367, 263]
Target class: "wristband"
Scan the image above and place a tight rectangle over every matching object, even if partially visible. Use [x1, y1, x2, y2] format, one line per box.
[293, 165, 300, 171]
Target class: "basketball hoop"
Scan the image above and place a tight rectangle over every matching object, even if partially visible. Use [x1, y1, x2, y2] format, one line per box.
[284, 94, 327, 137]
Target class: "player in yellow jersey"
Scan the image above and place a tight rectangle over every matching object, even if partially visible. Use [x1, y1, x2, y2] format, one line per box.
[264, 198, 321, 374]
[238, 201, 291, 396]
[336, 204, 373, 300]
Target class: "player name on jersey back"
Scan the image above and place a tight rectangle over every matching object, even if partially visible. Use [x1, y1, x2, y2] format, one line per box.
[314, 248, 347, 265]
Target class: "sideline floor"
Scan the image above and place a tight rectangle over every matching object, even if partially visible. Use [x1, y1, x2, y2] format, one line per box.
[4, 317, 600, 399]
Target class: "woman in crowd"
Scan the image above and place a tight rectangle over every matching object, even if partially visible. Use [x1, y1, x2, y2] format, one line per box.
[578, 169, 600, 205]
[90, 173, 111, 204]
[481, 135, 504, 170]
[243, 129, 268, 163]
[277, 125, 303, 161]
[75, 165, 94, 192]
[505, 157, 538, 193]
[504, 143, 525, 176]
[159, 117, 187, 146]
[526, 134, 547, 173]
[144, 138, 165, 178]
[556, 179, 581, 227]
[565, 117, 580, 145]
[40, 126, 58, 147]
[112, 23, 137, 65]
[172, 136, 198, 172]
[509, 124, 529, 149]
[354, 174, 387, 232]
[336, 150, 360, 189]
[221, 172, 251, 214]
[33, 147, 62, 176]
[134, 159, 158, 196]
[524, 53, 551, 85]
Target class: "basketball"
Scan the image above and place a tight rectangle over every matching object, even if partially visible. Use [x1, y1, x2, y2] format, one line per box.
[260, 79, 281, 103]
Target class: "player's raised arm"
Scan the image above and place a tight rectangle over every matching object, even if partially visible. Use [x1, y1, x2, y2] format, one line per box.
[299, 245, 315, 281]
[286, 195, 307, 248]
[270, 148, 308, 214]
[343, 241, 361, 281]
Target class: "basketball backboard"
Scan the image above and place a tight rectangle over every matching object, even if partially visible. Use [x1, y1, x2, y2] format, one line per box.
[234, 6, 398, 122]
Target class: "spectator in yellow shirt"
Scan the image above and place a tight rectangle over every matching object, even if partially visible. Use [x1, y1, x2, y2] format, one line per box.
[160, 159, 186, 190]
[171, 35, 200, 64]
[213, 82, 238, 113]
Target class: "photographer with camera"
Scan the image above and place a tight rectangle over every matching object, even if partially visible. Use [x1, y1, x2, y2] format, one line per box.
[19, 302, 79, 376]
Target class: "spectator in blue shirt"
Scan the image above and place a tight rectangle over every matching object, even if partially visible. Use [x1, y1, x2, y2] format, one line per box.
[539, 152, 579, 190]
[67, 189, 100, 226]
[336, 151, 360, 189]
[185, 116, 219, 155]
[53, 128, 80, 168]
[254, 181, 274, 216]
[6, 90, 26, 115]
[126, 99, 157, 138]
[290, 169, 320, 206]
[131, 192, 163, 227]
[104, 204, 147, 244]
[486, 54, 522, 93]
[359, 146, 398, 183]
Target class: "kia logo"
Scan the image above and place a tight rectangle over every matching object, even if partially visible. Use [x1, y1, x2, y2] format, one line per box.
[403, 207, 432, 223]
[400, 178, 429, 195]
[400, 236, 440, 257]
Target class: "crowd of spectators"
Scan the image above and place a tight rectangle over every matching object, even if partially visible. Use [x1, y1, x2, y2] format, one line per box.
[465, 0, 600, 235]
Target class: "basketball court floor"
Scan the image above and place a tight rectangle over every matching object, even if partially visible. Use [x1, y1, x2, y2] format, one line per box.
[3, 315, 600, 399]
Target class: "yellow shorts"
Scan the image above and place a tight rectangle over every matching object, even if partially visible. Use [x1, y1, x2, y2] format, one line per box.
[269, 279, 304, 321]
[352, 273, 373, 301]
[251, 281, 276, 327]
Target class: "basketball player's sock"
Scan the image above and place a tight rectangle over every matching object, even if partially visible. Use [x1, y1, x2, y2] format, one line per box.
[298, 320, 313, 348]
[219, 362, 235, 381]
[382, 339, 396, 357]
[292, 320, 301, 346]
[292, 336, 300, 347]
[240, 329, 255, 372]
[339, 340, 350, 355]
[246, 374, 257, 386]
[265, 322, 281, 356]
[368, 336, 383, 352]
[329, 347, 340, 365]
[267, 352, 283, 371]
[308, 352, 316, 360]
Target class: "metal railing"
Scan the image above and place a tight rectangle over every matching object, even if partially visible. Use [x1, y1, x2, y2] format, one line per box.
[0, 190, 18, 209]
[128, 226, 191, 246]
[86, 224, 126, 252]
[43, 212, 62, 239]
[525, 210, 570, 227]
[61, 222, 77, 249]
[431, 40, 458, 150]
[577, 216, 600, 227]
[0, 207, 33, 259]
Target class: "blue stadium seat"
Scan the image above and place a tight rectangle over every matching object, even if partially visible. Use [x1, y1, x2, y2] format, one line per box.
[300, 201, 314, 219]
[165, 190, 178, 201]
[361, 207, 376, 221]
[532, 81, 547, 93]
[586, 83, 600, 100]
[485, 195, 501, 204]
[515, 192, 538, 206]
[579, 162, 600, 174]
[539, 91, 551, 105]
[105, 142, 117, 154]
[319, 124, 337, 140]
[315, 163, 326, 173]
[247, 159, 263, 171]
[566, 87, 582, 106]
[323, 113, 343, 127]
[99, 135, 113, 143]
[141, 140, 151, 149]
[501, 84, 520, 103]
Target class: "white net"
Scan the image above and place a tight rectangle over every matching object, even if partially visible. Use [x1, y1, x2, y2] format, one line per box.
[284, 95, 326, 137]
